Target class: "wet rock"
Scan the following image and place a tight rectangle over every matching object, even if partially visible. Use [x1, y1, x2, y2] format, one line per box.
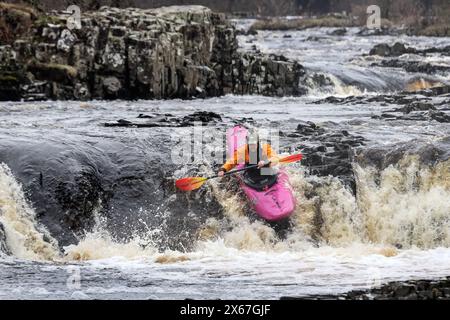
[303, 73, 335, 92]
[394, 284, 415, 297]
[369, 42, 416, 57]
[372, 59, 450, 74]
[355, 137, 450, 170]
[0, 45, 30, 101]
[291, 277, 450, 300]
[395, 102, 436, 114]
[180, 111, 222, 124]
[313, 93, 444, 110]
[105, 121, 170, 128]
[421, 45, 450, 56]
[370, 42, 450, 57]
[105, 111, 223, 128]
[305, 36, 323, 42]
[391, 42, 415, 56]
[286, 121, 365, 193]
[357, 26, 400, 36]
[369, 43, 394, 56]
[296, 121, 318, 134]
[0, 223, 11, 255]
[244, 29, 258, 36]
[329, 28, 347, 36]
[421, 85, 450, 96]
[429, 110, 450, 123]
[231, 52, 306, 97]
[102, 76, 123, 99]
[0, 134, 223, 250]
[370, 98, 449, 123]
[137, 114, 155, 119]
[313, 95, 357, 105]
[407, 44, 450, 56]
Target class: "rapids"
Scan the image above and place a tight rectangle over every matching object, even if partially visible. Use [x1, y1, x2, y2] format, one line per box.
[0, 25, 449, 299]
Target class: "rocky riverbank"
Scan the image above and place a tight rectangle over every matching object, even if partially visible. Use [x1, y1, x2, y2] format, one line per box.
[248, 14, 356, 33]
[245, 16, 450, 38]
[282, 277, 450, 300]
[342, 278, 450, 300]
[0, 4, 305, 101]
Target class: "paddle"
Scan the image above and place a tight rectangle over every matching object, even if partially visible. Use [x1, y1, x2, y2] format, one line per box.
[175, 153, 302, 192]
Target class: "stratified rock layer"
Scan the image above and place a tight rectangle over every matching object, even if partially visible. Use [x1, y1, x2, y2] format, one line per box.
[0, 5, 305, 101]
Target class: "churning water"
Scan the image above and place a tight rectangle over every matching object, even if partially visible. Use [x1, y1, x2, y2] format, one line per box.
[0, 26, 449, 299]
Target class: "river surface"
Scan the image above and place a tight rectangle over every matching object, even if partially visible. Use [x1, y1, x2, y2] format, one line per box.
[0, 24, 449, 299]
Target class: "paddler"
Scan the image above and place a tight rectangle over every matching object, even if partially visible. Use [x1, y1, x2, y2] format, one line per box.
[218, 131, 280, 185]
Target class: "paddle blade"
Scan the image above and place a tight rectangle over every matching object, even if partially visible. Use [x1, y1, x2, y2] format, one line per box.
[279, 153, 303, 164]
[175, 177, 208, 191]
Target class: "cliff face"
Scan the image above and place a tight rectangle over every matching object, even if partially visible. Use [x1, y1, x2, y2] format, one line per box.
[10, 0, 300, 16]
[0, 5, 305, 101]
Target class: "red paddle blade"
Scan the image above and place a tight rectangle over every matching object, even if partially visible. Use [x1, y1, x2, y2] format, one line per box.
[279, 153, 303, 164]
[175, 177, 207, 191]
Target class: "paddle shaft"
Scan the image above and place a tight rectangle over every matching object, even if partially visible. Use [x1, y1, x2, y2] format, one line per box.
[175, 154, 301, 191]
[207, 162, 271, 181]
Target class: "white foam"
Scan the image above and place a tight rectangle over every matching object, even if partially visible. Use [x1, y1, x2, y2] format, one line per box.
[0, 163, 59, 261]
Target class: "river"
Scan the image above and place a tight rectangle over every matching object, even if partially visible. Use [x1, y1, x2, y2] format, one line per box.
[0, 24, 449, 299]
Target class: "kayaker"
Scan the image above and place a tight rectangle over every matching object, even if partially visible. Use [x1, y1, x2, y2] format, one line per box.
[218, 131, 280, 187]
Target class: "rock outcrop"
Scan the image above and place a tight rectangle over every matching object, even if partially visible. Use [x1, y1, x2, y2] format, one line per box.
[104, 111, 223, 127]
[285, 277, 450, 300]
[0, 5, 305, 101]
[369, 42, 417, 57]
[369, 42, 450, 57]
[282, 121, 366, 193]
[371, 59, 450, 74]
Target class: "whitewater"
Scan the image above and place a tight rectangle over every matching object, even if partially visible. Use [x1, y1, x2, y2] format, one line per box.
[0, 26, 449, 299]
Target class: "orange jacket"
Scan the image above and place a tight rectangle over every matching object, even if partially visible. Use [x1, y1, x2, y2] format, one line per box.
[221, 143, 278, 172]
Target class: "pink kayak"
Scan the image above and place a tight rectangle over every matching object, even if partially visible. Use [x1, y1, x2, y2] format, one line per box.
[226, 125, 296, 221]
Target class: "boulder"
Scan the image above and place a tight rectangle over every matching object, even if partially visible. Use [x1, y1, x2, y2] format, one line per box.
[329, 28, 347, 36]
[369, 42, 416, 56]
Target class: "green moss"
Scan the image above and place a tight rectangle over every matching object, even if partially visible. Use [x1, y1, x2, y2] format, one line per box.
[50, 64, 78, 78]
[33, 14, 63, 27]
[27, 61, 77, 84]
[0, 74, 18, 81]
[0, 70, 23, 86]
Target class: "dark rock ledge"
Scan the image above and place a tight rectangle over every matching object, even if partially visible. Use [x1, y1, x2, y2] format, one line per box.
[104, 111, 224, 127]
[312, 91, 450, 123]
[282, 277, 450, 300]
[369, 42, 450, 57]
